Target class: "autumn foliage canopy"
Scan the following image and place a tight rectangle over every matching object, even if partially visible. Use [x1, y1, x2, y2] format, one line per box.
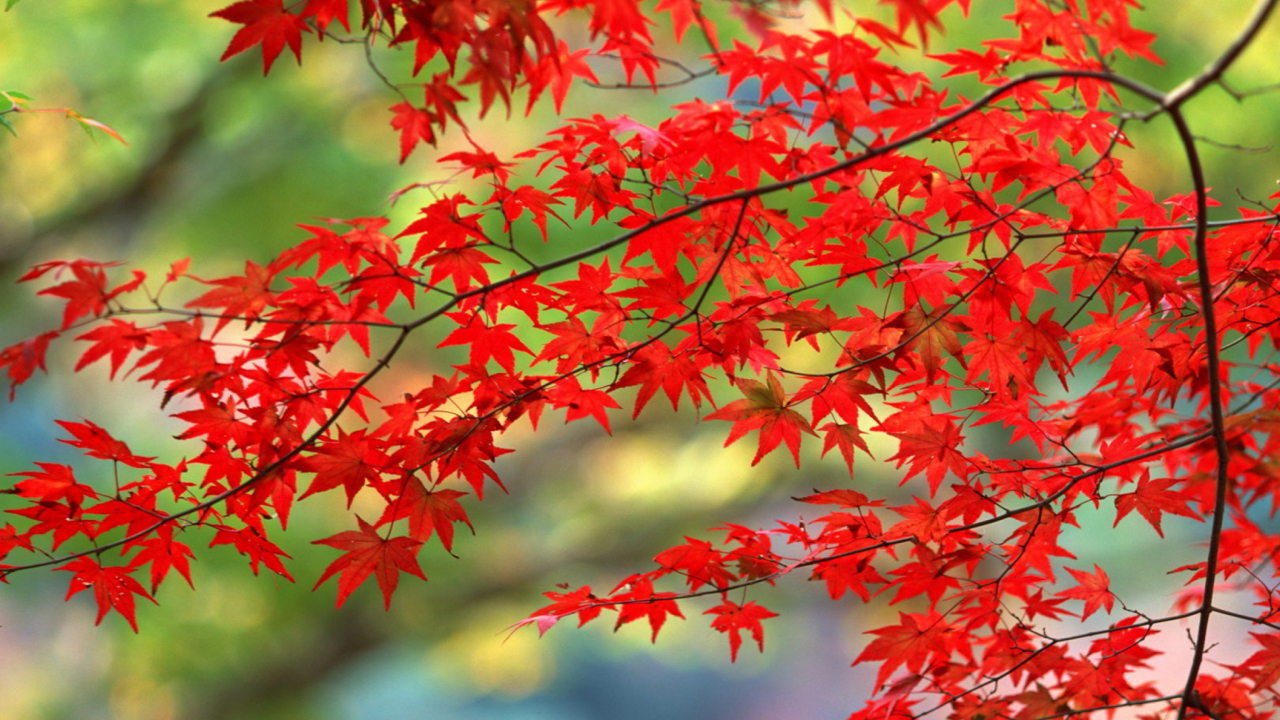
[4, 0, 1280, 718]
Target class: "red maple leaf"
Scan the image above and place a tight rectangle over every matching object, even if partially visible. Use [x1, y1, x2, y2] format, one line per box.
[856, 610, 956, 688]
[210, 0, 310, 74]
[706, 372, 816, 466]
[888, 497, 948, 545]
[389, 102, 435, 163]
[529, 41, 600, 114]
[1236, 633, 1280, 691]
[1113, 473, 1202, 538]
[0, 331, 58, 400]
[35, 260, 112, 329]
[55, 419, 154, 468]
[209, 526, 295, 580]
[128, 534, 196, 594]
[615, 341, 712, 417]
[1059, 564, 1114, 621]
[818, 422, 872, 474]
[74, 320, 148, 379]
[10, 462, 99, 507]
[299, 428, 388, 506]
[884, 415, 969, 495]
[529, 584, 607, 629]
[548, 376, 623, 433]
[301, 0, 350, 31]
[419, 245, 497, 291]
[376, 477, 474, 553]
[705, 600, 779, 661]
[609, 577, 685, 641]
[185, 260, 277, 331]
[654, 538, 737, 592]
[59, 558, 156, 632]
[437, 313, 533, 373]
[312, 516, 427, 609]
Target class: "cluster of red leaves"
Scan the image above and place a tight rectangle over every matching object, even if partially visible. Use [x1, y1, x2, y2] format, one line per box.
[213, 0, 603, 160]
[6, 1, 1280, 719]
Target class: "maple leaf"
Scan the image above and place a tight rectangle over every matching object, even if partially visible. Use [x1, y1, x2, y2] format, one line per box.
[174, 402, 254, 447]
[0, 330, 58, 400]
[818, 422, 872, 475]
[59, 558, 156, 632]
[133, 318, 218, 388]
[301, 0, 350, 31]
[548, 376, 622, 433]
[530, 41, 599, 114]
[376, 477, 474, 553]
[495, 185, 566, 242]
[1059, 565, 1114, 621]
[883, 0, 944, 47]
[419, 245, 498, 291]
[551, 166, 636, 223]
[888, 497, 948, 545]
[209, 527, 295, 580]
[614, 340, 712, 417]
[529, 584, 607, 629]
[796, 488, 882, 508]
[772, 301, 854, 350]
[856, 611, 956, 688]
[1113, 473, 1202, 538]
[35, 260, 113, 329]
[706, 372, 816, 466]
[440, 146, 517, 182]
[55, 419, 154, 468]
[616, 271, 693, 323]
[210, 0, 310, 74]
[437, 312, 533, 373]
[74, 320, 148, 379]
[389, 102, 435, 163]
[654, 0, 715, 44]
[185, 260, 277, 331]
[0, 523, 34, 565]
[654, 538, 737, 592]
[609, 577, 685, 642]
[705, 600, 779, 661]
[534, 316, 624, 374]
[884, 415, 969, 495]
[964, 334, 1032, 398]
[313, 516, 427, 609]
[128, 534, 196, 594]
[1236, 632, 1280, 691]
[898, 306, 965, 381]
[298, 428, 388, 506]
[10, 462, 99, 507]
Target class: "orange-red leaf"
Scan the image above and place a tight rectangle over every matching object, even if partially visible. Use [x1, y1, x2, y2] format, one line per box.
[59, 558, 156, 632]
[1059, 564, 1114, 621]
[706, 372, 815, 466]
[389, 102, 435, 163]
[705, 600, 778, 661]
[211, 0, 309, 74]
[313, 516, 427, 609]
[1113, 474, 1201, 538]
[377, 477, 473, 553]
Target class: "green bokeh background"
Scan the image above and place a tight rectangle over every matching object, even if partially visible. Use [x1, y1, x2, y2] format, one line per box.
[2, 2, 1279, 719]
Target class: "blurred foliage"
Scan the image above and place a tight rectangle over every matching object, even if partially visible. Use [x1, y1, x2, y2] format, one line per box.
[2, 1, 1279, 719]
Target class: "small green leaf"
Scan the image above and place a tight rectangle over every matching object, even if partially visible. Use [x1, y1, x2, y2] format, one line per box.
[0, 113, 16, 137]
[5, 0, 23, 11]
[2, 90, 32, 101]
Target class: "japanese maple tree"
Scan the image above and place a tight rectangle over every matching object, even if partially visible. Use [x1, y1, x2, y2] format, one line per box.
[4, 0, 1280, 718]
